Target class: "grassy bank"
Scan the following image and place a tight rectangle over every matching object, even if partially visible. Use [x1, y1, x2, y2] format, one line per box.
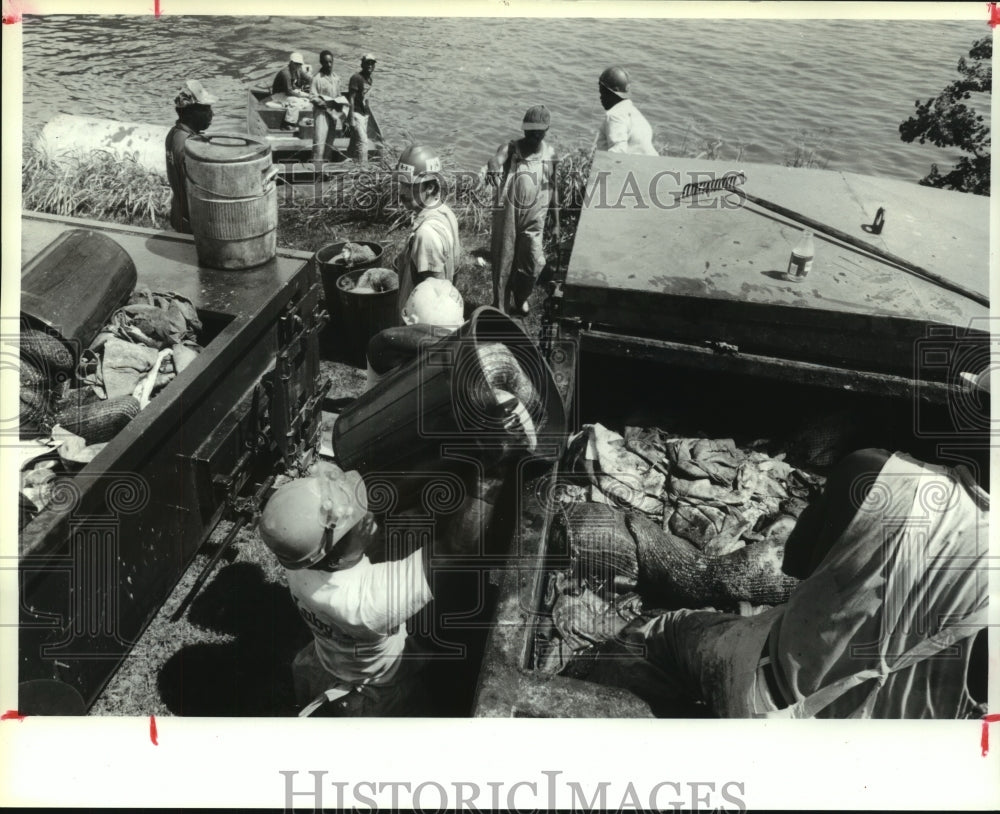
[22, 141, 594, 341]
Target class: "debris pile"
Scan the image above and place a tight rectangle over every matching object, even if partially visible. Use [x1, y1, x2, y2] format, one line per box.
[533, 423, 825, 674]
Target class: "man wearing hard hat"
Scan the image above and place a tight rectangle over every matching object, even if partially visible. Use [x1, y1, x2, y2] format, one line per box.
[259, 464, 433, 716]
[392, 144, 462, 320]
[166, 79, 218, 233]
[596, 66, 657, 155]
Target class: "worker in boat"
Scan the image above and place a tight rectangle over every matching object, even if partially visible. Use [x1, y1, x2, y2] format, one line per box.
[623, 372, 990, 718]
[258, 463, 434, 716]
[365, 277, 466, 390]
[596, 66, 657, 155]
[393, 145, 461, 325]
[271, 51, 313, 131]
[346, 53, 377, 164]
[165, 79, 217, 234]
[486, 105, 560, 316]
[309, 49, 344, 161]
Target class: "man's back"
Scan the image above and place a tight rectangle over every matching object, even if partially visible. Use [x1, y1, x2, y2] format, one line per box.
[285, 551, 431, 685]
[772, 452, 989, 718]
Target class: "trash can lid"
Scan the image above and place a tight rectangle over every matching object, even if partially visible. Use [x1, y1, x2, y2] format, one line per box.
[184, 133, 271, 163]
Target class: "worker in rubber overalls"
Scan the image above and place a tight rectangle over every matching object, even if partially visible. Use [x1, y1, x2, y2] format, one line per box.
[165, 80, 217, 234]
[486, 105, 560, 316]
[392, 145, 461, 325]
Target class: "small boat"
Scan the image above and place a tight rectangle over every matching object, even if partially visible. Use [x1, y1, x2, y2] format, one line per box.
[246, 88, 384, 182]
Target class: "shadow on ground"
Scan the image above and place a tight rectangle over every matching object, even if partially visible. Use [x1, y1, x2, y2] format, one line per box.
[158, 562, 311, 716]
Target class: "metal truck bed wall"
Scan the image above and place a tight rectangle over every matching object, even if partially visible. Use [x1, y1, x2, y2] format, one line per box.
[472, 155, 991, 717]
[17, 212, 326, 711]
[557, 153, 990, 385]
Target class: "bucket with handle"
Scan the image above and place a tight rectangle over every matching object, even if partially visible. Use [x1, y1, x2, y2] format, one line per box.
[184, 133, 278, 269]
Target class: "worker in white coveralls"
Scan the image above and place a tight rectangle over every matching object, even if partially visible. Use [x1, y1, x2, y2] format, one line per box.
[486, 105, 561, 316]
[392, 145, 462, 323]
[259, 464, 432, 716]
[625, 371, 991, 718]
[596, 66, 657, 155]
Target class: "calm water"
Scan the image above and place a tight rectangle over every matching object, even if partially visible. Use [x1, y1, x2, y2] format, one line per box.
[21, 15, 986, 183]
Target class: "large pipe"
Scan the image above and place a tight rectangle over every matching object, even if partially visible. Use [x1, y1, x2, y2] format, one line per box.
[36, 114, 171, 176]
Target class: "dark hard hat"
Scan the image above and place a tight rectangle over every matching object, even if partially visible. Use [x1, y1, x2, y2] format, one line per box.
[599, 66, 631, 98]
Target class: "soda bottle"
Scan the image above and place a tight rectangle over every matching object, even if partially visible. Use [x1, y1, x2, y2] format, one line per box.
[786, 229, 815, 281]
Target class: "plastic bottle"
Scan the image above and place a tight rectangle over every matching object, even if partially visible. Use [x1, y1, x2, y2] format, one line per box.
[786, 229, 815, 281]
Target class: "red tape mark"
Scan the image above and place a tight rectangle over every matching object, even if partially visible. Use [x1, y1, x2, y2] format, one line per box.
[981, 713, 1000, 756]
[154, 0, 161, 17]
[149, 715, 158, 746]
[2, 1, 22, 24]
[1, 710, 26, 721]
[990, 3, 1000, 28]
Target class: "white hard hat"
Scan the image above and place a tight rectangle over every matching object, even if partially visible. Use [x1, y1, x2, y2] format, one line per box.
[290, 52, 305, 64]
[401, 278, 464, 328]
[259, 466, 367, 570]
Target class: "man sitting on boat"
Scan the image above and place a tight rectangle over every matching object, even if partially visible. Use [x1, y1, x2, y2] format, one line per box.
[271, 51, 313, 131]
[309, 49, 346, 161]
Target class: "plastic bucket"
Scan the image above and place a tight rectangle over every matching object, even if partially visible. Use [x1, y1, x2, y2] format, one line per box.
[332, 306, 568, 481]
[336, 267, 400, 367]
[184, 133, 278, 270]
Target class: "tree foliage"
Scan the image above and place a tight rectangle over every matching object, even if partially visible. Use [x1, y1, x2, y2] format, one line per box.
[899, 36, 991, 195]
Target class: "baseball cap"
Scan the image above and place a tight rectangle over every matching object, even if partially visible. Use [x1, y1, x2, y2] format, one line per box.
[362, 53, 377, 63]
[522, 105, 550, 132]
[289, 51, 304, 64]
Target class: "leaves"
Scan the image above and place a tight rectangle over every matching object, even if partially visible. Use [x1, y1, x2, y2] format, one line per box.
[899, 36, 991, 194]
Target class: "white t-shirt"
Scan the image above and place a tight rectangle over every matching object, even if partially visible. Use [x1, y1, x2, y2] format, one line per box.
[285, 550, 433, 685]
[597, 99, 658, 155]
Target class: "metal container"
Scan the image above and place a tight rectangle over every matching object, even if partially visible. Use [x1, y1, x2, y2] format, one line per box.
[333, 306, 567, 480]
[20, 228, 137, 359]
[335, 266, 399, 366]
[184, 134, 278, 270]
[18, 212, 326, 713]
[314, 240, 384, 352]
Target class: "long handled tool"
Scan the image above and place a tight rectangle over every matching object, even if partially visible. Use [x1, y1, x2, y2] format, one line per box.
[171, 472, 277, 622]
[679, 172, 988, 308]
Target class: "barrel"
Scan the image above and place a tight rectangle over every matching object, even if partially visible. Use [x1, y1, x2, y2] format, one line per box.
[314, 241, 384, 352]
[336, 267, 400, 367]
[332, 306, 568, 482]
[184, 134, 278, 270]
[21, 229, 137, 359]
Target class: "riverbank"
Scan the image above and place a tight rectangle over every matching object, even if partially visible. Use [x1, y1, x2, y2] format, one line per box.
[21, 141, 593, 340]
